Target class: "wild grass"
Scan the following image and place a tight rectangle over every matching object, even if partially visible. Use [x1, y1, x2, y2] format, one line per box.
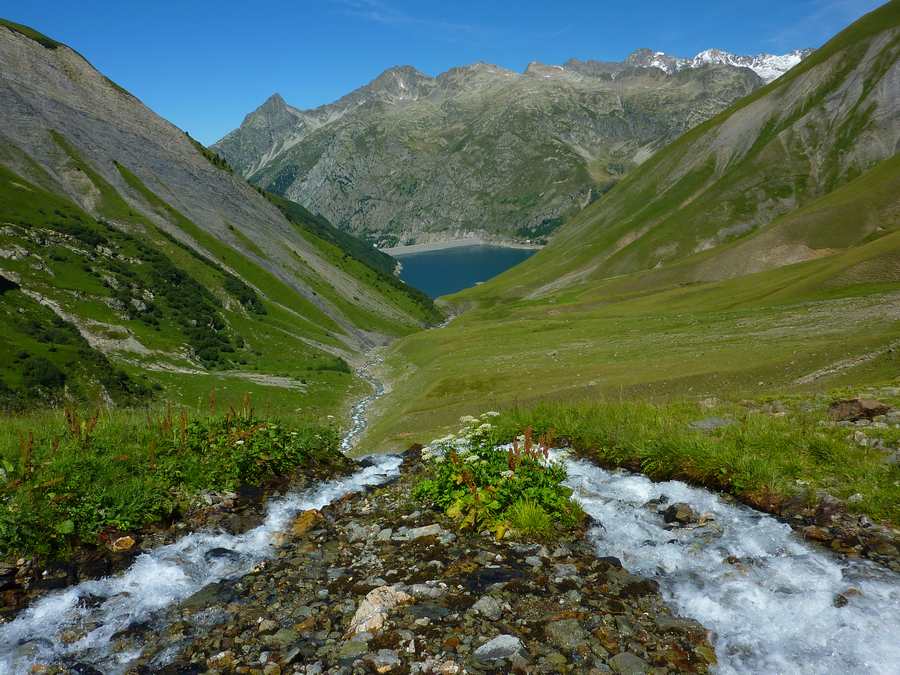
[490, 399, 900, 526]
[508, 499, 553, 535]
[0, 396, 348, 560]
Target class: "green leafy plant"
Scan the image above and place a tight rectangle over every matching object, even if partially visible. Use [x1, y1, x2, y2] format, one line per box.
[413, 414, 583, 540]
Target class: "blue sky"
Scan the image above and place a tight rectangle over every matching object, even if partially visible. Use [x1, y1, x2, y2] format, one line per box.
[5, 0, 886, 145]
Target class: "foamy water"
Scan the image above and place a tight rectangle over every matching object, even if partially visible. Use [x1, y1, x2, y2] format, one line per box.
[562, 454, 900, 674]
[0, 454, 402, 674]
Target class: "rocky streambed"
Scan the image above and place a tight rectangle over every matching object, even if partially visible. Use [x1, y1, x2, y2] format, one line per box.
[90, 448, 717, 674]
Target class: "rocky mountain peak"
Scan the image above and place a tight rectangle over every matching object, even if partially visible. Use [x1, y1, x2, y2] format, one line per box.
[260, 92, 287, 111]
[364, 65, 434, 102]
[239, 92, 300, 130]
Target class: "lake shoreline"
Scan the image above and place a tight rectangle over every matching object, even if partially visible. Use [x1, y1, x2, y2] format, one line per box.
[382, 237, 543, 256]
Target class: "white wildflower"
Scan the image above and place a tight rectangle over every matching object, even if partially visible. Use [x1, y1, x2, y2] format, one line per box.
[459, 415, 478, 424]
[481, 411, 500, 418]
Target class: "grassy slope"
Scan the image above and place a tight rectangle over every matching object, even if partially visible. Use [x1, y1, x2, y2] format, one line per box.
[364, 3, 900, 451]
[0, 128, 430, 421]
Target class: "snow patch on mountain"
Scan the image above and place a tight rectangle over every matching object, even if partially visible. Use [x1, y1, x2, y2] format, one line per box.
[631, 47, 813, 83]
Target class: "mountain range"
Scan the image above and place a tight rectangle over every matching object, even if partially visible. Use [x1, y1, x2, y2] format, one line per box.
[213, 47, 810, 247]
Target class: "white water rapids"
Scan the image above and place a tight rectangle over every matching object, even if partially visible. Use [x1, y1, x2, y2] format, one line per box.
[562, 454, 900, 675]
[0, 455, 400, 673]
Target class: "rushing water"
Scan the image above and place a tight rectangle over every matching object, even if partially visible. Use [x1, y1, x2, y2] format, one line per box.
[562, 454, 900, 675]
[0, 367, 398, 674]
[396, 245, 536, 298]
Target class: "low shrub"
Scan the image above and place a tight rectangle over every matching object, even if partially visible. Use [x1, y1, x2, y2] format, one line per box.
[413, 414, 583, 539]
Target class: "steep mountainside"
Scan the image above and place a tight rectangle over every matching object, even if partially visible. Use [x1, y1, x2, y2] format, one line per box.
[213, 50, 800, 247]
[0, 19, 439, 412]
[462, 2, 900, 302]
[363, 2, 900, 449]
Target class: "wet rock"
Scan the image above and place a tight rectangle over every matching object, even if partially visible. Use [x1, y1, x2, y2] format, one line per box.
[609, 651, 651, 674]
[470, 595, 502, 620]
[348, 585, 413, 635]
[829, 399, 891, 421]
[292, 509, 321, 536]
[473, 634, 526, 661]
[366, 648, 401, 672]
[833, 593, 849, 608]
[266, 627, 299, 649]
[663, 503, 696, 525]
[181, 581, 235, 610]
[204, 547, 240, 563]
[258, 618, 278, 634]
[346, 522, 369, 543]
[336, 638, 369, 664]
[206, 650, 235, 670]
[545, 618, 587, 650]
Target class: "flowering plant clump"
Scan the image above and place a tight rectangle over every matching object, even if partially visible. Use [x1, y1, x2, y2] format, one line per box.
[413, 413, 583, 538]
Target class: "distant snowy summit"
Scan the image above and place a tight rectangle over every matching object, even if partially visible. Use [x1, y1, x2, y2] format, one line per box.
[626, 47, 814, 83]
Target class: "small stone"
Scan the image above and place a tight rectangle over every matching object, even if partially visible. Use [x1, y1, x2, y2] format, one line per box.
[292, 510, 321, 536]
[689, 417, 733, 431]
[663, 503, 695, 525]
[829, 399, 891, 422]
[109, 536, 135, 553]
[336, 638, 369, 664]
[609, 651, 651, 674]
[366, 649, 401, 673]
[525, 555, 543, 567]
[268, 628, 299, 648]
[553, 563, 578, 579]
[263, 664, 282, 675]
[471, 596, 502, 621]
[833, 594, 849, 608]
[346, 522, 369, 543]
[258, 619, 278, 634]
[207, 650, 235, 670]
[348, 585, 413, 635]
[377, 528, 393, 541]
[406, 524, 445, 540]
[847, 493, 864, 504]
[473, 634, 526, 661]
[545, 618, 587, 650]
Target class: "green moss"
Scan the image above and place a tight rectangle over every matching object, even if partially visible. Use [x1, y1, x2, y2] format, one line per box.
[0, 18, 62, 49]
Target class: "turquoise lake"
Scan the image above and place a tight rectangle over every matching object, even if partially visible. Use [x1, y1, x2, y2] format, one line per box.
[396, 245, 536, 298]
